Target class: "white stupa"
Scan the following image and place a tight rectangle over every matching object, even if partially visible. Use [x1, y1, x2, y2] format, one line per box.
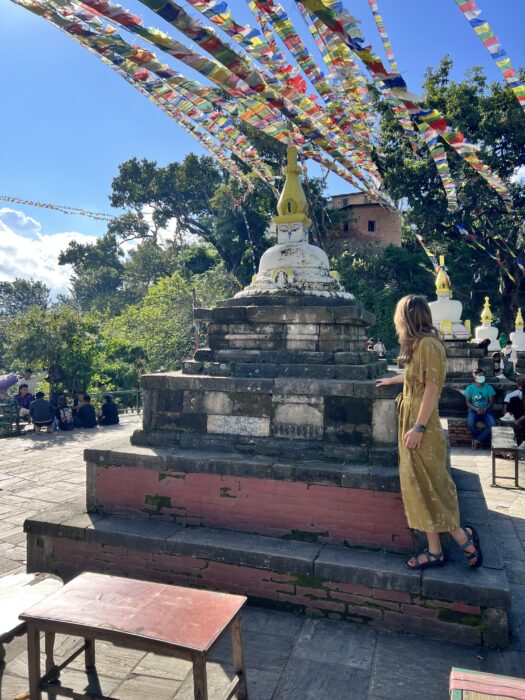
[235, 147, 352, 300]
[510, 308, 525, 351]
[473, 296, 499, 351]
[428, 256, 470, 340]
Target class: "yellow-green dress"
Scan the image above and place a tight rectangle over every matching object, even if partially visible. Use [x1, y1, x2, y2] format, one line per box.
[396, 335, 460, 533]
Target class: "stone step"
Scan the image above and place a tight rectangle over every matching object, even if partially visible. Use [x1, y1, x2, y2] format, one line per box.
[85, 446, 409, 551]
[25, 510, 510, 648]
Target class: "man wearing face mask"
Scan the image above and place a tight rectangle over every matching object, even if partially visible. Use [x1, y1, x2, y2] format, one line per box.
[464, 369, 496, 449]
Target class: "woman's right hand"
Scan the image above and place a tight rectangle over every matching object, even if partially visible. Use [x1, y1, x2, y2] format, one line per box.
[375, 377, 392, 387]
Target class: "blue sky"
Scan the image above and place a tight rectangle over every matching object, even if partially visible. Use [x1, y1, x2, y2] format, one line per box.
[1, 0, 524, 293]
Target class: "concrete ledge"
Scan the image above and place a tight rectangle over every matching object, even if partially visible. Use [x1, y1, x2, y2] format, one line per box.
[84, 446, 400, 491]
[25, 512, 510, 647]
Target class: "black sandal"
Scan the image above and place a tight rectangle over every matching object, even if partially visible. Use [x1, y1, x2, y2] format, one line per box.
[460, 525, 483, 568]
[405, 548, 445, 570]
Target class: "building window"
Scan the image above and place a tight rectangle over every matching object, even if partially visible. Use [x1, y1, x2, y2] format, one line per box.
[368, 220, 376, 233]
[343, 221, 349, 232]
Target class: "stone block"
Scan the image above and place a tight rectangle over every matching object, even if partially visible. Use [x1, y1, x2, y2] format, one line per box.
[272, 395, 324, 441]
[481, 608, 509, 648]
[182, 360, 203, 374]
[324, 396, 373, 443]
[166, 526, 320, 575]
[372, 400, 398, 444]
[193, 307, 213, 322]
[234, 363, 279, 378]
[210, 306, 247, 323]
[207, 414, 270, 437]
[421, 563, 511, 608]
[285, 339, 318, 352]
[314, 547, 421, 593]
[246, 305, 336, 324]
[203, 391, 233, 415]
[321, 444, 368, 463]
[334, 365, 369, 380]
[193, 348, 214, 362]
[277, 364, 334, 379]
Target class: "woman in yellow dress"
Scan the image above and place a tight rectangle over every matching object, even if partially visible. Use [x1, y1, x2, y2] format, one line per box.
[376, 295, 483, 570]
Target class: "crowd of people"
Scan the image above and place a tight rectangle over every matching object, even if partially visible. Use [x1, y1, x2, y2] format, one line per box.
[2, 368, 119, 435]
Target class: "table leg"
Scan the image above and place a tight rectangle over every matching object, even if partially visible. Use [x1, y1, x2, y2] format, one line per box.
[27, 623, 42, 700]
[85, 638, 96, 670]
[45, 631, 59, 679]
[231, 615, 248, 700]
[0, 642, 5, 665]
[516, 456, 519, 488]
[492, 453, 496, 486]
[192, 653, 208, 700]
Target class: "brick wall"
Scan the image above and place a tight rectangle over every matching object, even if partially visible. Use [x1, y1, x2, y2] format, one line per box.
[35, 535, 488, 646]
[91, 465, 413, 553]
[327, 196, 402, 251]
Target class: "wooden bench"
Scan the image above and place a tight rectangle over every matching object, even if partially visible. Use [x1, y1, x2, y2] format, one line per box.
[20, 571, 248, 700]
[491, 426, 525, 488]
[0, 573, 63, 664]
[450, 667, 525, 699]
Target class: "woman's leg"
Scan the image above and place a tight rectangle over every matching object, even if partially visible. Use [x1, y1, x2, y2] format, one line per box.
[406, 531, 443, 567]
[450, 527, 481, 566]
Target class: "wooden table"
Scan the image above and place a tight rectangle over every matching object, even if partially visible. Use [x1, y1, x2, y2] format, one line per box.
[0, 573, 62, 664]
[450, 667, 525, 699]
[491, 426, 525, 488]
[20, 572, 248, 700]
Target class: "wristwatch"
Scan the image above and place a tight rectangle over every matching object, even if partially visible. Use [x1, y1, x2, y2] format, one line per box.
[413, 423, 426, 433]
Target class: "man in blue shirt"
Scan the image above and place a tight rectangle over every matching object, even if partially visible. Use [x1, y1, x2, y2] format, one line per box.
[464, 369, 496, 449]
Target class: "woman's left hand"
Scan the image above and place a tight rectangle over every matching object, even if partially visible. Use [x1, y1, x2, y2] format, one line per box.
[403, 428, 424, 450]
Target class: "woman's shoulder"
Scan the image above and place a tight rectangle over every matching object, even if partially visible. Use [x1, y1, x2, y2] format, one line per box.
[416, 335, 445, 356]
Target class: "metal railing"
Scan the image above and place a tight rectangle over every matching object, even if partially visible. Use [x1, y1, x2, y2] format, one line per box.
[85, 389, 142, 415]
[0, 399, 20, 437]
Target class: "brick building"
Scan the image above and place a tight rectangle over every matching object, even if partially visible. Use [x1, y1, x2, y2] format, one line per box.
[326, 193, 402, 253]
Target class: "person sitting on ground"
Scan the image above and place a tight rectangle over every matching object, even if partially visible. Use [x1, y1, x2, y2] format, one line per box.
[98, 395, 119, 426]
[30, 391, 56, 434]
[72, 391, 85, 418]
[464, 369, 496, 449]
[15, 384, 34, 421]
[503, 341, 514, 371]
[74, 394, 97, 428]
[502, 377, 525, 444]
[373, 338, 386, 358]
[17, 368, 47, 397]
[55, 395, 75, 432]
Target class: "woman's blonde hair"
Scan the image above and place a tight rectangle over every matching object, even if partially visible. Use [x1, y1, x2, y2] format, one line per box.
[394, 295, 439, 364]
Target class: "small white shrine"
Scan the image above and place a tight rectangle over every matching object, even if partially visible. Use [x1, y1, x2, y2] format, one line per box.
[473, 296, 500, 351]
[428, 256, 470, 340]
[511, 308, 525, 351]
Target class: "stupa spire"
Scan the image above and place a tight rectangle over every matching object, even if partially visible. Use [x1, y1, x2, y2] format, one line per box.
[481, 296, 493, 325]
[516, 308, 524, 331]
[435, 255, 451, 297]
[274, 147, 310, 225]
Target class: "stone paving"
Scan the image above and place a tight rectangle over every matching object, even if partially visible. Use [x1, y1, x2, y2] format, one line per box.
[0, 417, 524, 699]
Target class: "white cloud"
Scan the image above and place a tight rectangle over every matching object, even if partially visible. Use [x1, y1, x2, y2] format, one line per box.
[0, 208, 98, 296]
[511, 165, 525, 184]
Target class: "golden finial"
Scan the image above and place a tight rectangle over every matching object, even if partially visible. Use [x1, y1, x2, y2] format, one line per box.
[274, 147, 310, 225]
[435, 255, 451, 297]
[481, 296, 493, 325]
[516, 308, 524, 330]
[465, 319, 471, 336]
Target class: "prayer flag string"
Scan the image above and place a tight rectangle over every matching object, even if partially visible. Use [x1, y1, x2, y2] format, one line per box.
[454, 0, 525, 112]
[0, 195, 115, 221]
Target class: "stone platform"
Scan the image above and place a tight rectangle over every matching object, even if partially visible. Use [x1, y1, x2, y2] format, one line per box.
[21, 295, 513, 648]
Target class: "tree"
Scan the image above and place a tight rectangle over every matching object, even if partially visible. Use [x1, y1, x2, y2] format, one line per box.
[0, 279, 50, 317]
[333, 243, 435, 347]
[375, 58, 525, 332]
[2, 306, 97, 393]
[106, 264, 237, 372]
[58, 234, 125, 312]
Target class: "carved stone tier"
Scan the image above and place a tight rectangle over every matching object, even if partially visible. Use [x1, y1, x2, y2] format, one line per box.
[185, 299, 386, 381]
